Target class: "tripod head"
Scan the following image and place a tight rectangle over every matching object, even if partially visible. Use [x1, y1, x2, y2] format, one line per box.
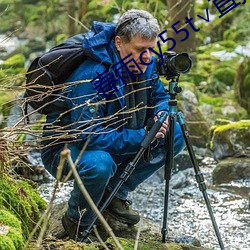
[168, 76, 182, 100]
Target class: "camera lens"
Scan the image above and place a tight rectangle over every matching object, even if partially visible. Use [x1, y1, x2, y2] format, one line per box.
[174, 53, 192, 73]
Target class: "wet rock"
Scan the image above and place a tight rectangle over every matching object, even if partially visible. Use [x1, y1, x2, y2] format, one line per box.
[12, 150, 51, 183]
[213, 157, 250, 184]
[209, 120, 250, 160]
[170, 169, 193, 189]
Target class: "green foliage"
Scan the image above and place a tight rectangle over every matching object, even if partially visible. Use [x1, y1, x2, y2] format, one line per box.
[213, 67, 235, 86]
[199, 95, 224, 107]
[223, 2, 250, 45]
[189, 42, 241, 95]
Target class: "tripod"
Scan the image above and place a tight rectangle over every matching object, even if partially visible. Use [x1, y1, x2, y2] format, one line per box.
[82, 77, 225, 250]
[81, 110, 168, 241]
[161, 77, 225, 249]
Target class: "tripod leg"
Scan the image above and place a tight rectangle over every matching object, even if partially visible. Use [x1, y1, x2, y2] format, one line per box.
[81, 112, 168, 240]
[177, 112, 225, 250]
[162, 114, 175, 243]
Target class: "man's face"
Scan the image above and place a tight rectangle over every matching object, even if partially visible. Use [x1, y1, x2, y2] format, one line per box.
[115, 35, 157, 74]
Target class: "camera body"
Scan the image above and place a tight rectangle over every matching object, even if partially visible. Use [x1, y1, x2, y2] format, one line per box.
[156, 51, 192, 79]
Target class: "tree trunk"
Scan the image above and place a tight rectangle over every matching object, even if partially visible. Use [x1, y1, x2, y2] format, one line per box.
[67, 0, 77, 36]
[78, 0, 88, 20]
[166, 0, 196, 56]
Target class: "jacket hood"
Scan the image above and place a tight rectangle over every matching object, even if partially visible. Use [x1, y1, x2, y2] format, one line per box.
[82, 21, 116, 65]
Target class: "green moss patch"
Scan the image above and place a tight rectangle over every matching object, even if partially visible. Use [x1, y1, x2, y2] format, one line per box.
[0, 209, 23, 250]
[209, 120, 250, 156]
[106, 237, 210, 250]
[0, 175, 47, 239]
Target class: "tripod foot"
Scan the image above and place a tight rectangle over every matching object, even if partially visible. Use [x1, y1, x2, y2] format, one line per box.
[161, 227, 168, 243]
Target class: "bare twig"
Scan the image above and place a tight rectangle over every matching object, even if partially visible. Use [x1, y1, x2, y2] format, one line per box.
[134, 220, 142, 250]
[61, 148, 124, 250]
[68, 14, 90, 31]
[93, 225, 110, 250]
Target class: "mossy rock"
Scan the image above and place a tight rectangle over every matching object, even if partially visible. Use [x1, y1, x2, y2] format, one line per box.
[179, 100, 210, 148]
[0, 175, 47, 239]
[106, 237, 210, 250]
[199, 92, 249, 122]
[213, 157, 250, 184]
[235, 58, 250, 116]
[28, 237, 211, 250]
[0, 209, 24, 250]
[209, 120, 250, 160]
[44, 202, 211, 250]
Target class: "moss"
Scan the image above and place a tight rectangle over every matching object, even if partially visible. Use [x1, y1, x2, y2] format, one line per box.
[0, 235, 16, 250]
[106, 237, 209, 250]
[0, 54, 26, 86]
[1, 54, 25, 69]
[0, 209, 24, 249]
[0, 175, 47, 239]
[209, 120, 250, 151]
[217, 40, 237, 52]
[213, 120, 250, 133]
[199, 91, 249, 122]
[199, 95, 224, 107]
[7, 228, 24, 249]
[0, 209, 21, 229]
[213, 67, 235, 86]
[235, 58, 250, 116]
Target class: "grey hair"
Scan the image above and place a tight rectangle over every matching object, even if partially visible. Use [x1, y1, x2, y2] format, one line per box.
[115, 9, 160, 43]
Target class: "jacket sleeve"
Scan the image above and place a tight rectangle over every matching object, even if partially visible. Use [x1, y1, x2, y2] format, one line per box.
[65, 61, 146, 156]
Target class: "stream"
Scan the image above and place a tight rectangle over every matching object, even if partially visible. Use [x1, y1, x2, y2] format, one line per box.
[38, 155, 250, 250]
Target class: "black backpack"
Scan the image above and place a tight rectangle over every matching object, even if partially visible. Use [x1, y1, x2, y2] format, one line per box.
[24, 34, 87, 115]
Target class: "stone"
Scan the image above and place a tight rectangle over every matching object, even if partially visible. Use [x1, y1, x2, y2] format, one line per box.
[213, 157, 250, 184]
[209, 120, 250, 160]
[179, 100, 211, 148]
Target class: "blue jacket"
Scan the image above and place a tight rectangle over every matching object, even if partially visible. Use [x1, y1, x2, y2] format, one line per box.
[44, 21, 170, 156]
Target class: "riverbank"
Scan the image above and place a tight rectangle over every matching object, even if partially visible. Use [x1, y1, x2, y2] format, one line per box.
[38, 155, 250, 250]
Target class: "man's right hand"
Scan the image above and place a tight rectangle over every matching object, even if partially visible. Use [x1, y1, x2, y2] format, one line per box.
[154, 112, 169, 139]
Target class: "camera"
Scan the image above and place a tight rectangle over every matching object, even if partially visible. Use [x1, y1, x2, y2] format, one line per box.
[156, 51, 192, 79]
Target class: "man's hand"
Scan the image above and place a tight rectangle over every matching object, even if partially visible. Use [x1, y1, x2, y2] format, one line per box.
[154, 111, 169, 139]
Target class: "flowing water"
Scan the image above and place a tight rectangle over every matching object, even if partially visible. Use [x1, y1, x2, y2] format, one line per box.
[38, 156, 250, 250]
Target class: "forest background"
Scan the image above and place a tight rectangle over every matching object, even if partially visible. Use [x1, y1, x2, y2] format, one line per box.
[0, 0, 250, 125]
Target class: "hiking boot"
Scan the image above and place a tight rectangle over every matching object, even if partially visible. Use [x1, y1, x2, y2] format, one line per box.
[61, 213, 97, 243]
[105, 196, 140, 225]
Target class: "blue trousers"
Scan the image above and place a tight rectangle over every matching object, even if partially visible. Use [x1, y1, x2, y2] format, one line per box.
[41, 123, 185, 226]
